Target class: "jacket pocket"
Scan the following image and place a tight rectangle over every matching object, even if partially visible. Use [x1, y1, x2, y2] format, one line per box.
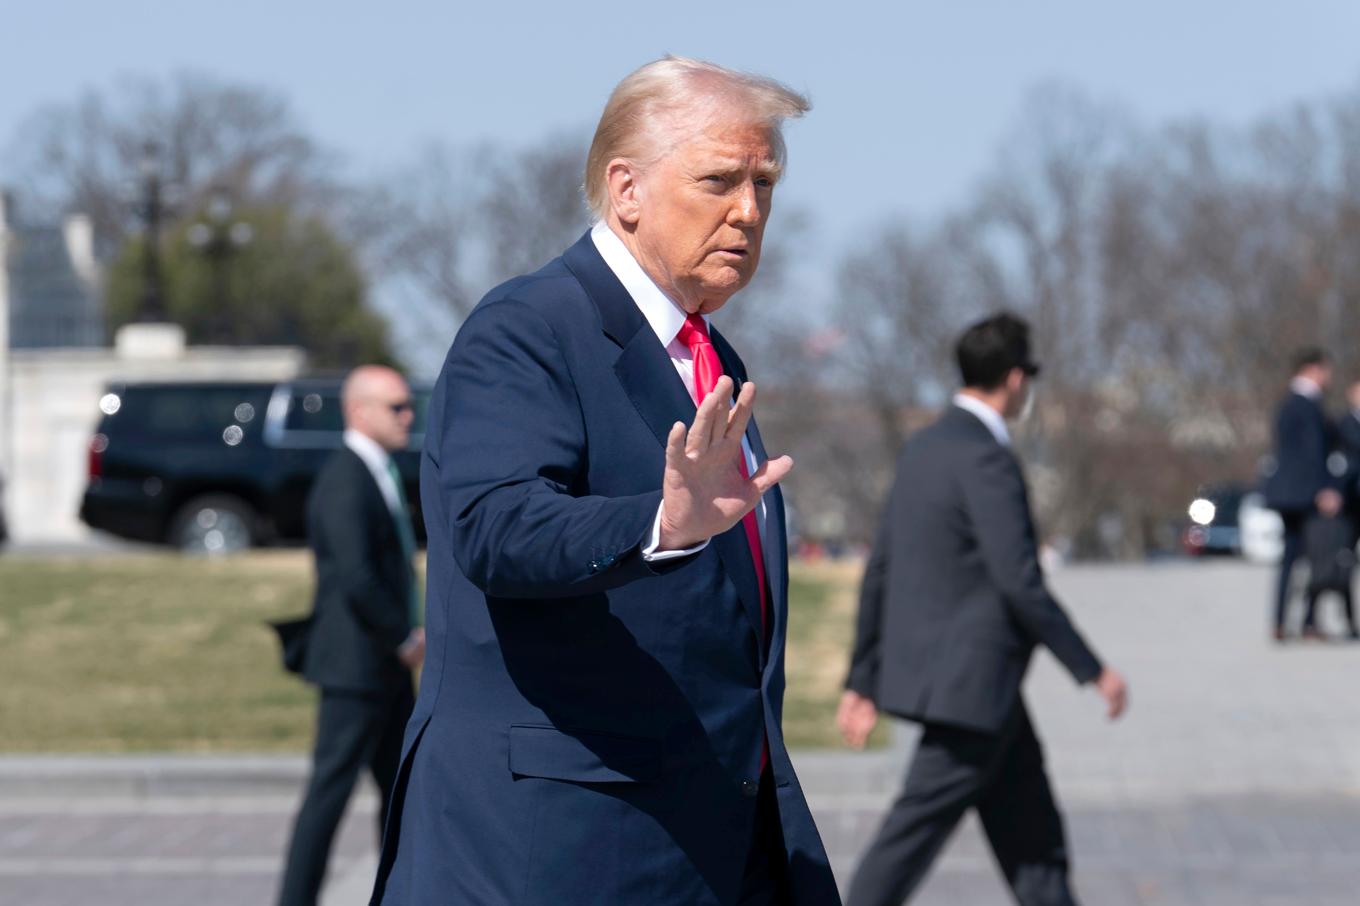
[508, 724, 661, 784]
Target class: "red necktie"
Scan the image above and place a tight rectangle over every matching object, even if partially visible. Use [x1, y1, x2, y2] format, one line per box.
[677, 314, 768, 638]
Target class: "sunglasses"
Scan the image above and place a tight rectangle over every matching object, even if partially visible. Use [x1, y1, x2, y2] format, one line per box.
[1021, 363, 1042, 378]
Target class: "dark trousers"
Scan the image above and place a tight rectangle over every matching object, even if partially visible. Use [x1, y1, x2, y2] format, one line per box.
[1304, 587, 1357, 632]
[1275, 511, 1308, 631]
[278, 681, 415, 906]
[737, 770, 791, 906]
[846, 704, 1075, 906]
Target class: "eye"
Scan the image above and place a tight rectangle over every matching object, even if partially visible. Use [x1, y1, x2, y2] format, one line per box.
[703, 174, 727, 185]
[755, 176, 775, 189]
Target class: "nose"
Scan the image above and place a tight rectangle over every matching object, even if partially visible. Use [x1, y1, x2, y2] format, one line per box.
[727, 180, 761, 228]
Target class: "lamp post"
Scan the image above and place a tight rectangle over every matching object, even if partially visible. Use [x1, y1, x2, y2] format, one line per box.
[137, 141, 167, 323]
[188, 190, 253, 344]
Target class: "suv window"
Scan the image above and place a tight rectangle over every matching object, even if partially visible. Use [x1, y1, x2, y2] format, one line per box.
[112, 386, 272, 443]
[280, 387, 433, 437]
[284, 391, 344, 433]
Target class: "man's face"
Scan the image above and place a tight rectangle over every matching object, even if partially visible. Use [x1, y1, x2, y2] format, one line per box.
[1002, 369, 1033, 421]
[1348, 381, 1360, 411]
[629, 114, 778, 314]
[351, 377, 414, 453]
[1302, 362, 1334, 391]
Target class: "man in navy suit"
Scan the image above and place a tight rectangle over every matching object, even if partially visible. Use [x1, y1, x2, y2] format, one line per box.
[1341, 379, 1360, 534]
[371, 57, 840, 905]
[1263, 348, 1343, 641]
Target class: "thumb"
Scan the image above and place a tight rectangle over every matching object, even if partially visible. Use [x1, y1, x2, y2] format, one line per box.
[750, 455, 794, 494]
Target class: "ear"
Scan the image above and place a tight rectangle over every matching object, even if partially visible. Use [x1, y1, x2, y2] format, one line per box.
[1007, 367, 1026, 395]
[606, 158, 642, 226]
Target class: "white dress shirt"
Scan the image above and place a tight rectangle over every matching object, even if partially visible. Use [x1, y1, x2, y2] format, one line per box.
[590, 221, 765, 561]
[1290, 376, 1323, 400]
[952, 393, 1012, 447]
[344, 428, 404, 519]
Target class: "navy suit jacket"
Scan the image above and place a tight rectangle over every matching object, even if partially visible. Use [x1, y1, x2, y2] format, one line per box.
[1263, 392, 1336, 514]
[371, 233, 839, 905]
[1340, 411, 1360, 514]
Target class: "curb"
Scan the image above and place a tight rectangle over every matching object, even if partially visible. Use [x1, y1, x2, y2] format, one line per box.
[0, 755, 311, 798]
[0, 746, 910, 799]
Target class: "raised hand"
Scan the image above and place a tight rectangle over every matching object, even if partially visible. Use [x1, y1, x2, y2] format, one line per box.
[657, 377, 793, 551]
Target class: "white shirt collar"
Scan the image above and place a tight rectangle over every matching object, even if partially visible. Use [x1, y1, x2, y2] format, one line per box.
[344, 428, 391, 472]
[953, 393, 1011, 446]
[591, 221, 701, 347]
[1290, 376, 1322, 400]
[343, 428, 403, 513]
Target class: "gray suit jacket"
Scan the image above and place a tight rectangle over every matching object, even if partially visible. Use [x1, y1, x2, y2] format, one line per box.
[845, 405, 1102, 734]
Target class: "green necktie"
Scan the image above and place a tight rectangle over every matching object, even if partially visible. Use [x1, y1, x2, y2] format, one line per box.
[385, 459, 423, 627]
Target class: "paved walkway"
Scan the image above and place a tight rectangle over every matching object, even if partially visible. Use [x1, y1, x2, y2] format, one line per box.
[4, 561, 1360, 904]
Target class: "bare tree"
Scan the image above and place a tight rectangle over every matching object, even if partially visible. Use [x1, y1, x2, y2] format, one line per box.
[4, 72, 334, 250]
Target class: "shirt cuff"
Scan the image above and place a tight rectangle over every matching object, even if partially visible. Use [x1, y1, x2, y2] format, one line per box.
[641, 502, 709, 562]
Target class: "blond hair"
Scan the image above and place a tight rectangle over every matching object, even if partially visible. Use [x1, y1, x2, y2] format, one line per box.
[584, 56, 810, 218]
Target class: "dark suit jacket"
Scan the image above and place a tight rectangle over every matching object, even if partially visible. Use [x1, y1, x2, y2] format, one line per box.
[371, 233, 838, 906]
[301, 448, 414, 692]
[845, 406, 1103, 735]
[1339, 411, 1360, 514]
[1263, 392, 1336, 514]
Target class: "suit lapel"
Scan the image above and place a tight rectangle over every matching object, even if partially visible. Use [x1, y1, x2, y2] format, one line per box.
[563, 233, 767, 649]
[711, 326, 777, 661]
[563, 232, 696, 449]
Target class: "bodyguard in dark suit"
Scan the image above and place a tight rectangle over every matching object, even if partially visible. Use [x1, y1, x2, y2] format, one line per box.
[1340, 380, 1360, 530]
[277, 366, 425, 906]
[838, 314, 1128, 906]
[371, 58, 838, 906]
[1262, 348, 1342, 641]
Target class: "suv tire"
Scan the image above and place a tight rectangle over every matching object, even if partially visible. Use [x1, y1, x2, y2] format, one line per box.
[170, 494, 256, 555]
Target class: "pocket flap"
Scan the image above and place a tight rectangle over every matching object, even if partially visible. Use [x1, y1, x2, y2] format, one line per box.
[508, 725, 661, 784]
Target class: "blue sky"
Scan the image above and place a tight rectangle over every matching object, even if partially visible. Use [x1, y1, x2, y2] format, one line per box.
[7, 2, 1360, 223]
[5, 0, 1360, 361]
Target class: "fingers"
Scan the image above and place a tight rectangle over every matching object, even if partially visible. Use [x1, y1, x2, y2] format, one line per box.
[725, 381, 756, 444]
[749, 455, 794, 495]
[686, 380, 728, 455]
[665, 421, 687, 466]
[1111, 687, 1128, 720]
[707, 376, 734, 449]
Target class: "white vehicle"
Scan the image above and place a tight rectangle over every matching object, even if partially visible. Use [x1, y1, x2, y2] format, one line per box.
[1239, 491, 1284, 564]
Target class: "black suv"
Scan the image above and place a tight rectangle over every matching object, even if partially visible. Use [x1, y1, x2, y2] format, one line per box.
[80, 378, 430, 554]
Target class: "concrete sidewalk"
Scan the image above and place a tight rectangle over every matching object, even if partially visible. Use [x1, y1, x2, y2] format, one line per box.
[5, 561, 1360, 904]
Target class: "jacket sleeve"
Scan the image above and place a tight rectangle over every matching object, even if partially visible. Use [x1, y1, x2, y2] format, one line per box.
[844, 511, 890, 700]
[435, 298, 685, 599]
[312, 481, 411, 653]
[959, 444, 1103, 685]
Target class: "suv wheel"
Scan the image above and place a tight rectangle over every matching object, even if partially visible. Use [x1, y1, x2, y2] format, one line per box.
[170, 494, 256, 555]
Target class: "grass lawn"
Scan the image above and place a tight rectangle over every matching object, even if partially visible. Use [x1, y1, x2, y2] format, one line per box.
[0, 552, 870, 752]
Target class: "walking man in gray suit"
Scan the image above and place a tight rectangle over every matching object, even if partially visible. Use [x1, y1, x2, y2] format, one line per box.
[838, 312, 1128, 906]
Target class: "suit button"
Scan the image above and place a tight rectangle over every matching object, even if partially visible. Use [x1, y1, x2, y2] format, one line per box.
[740, 779, 759, 798]
[587, 560, 600, 573]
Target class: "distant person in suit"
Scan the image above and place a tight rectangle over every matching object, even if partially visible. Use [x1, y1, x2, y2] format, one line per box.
[277, 365, 425, 906]
[1341, 379, 1360, 530]
[837, 313, 1128, 906]
[1262, 348, 1343, 642]
[370, 57, 839, 906]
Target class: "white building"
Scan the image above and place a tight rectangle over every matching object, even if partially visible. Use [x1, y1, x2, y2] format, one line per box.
[1, 192, 305, 544]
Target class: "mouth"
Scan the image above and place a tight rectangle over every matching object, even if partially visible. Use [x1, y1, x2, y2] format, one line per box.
[714, 248, 749, 260]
